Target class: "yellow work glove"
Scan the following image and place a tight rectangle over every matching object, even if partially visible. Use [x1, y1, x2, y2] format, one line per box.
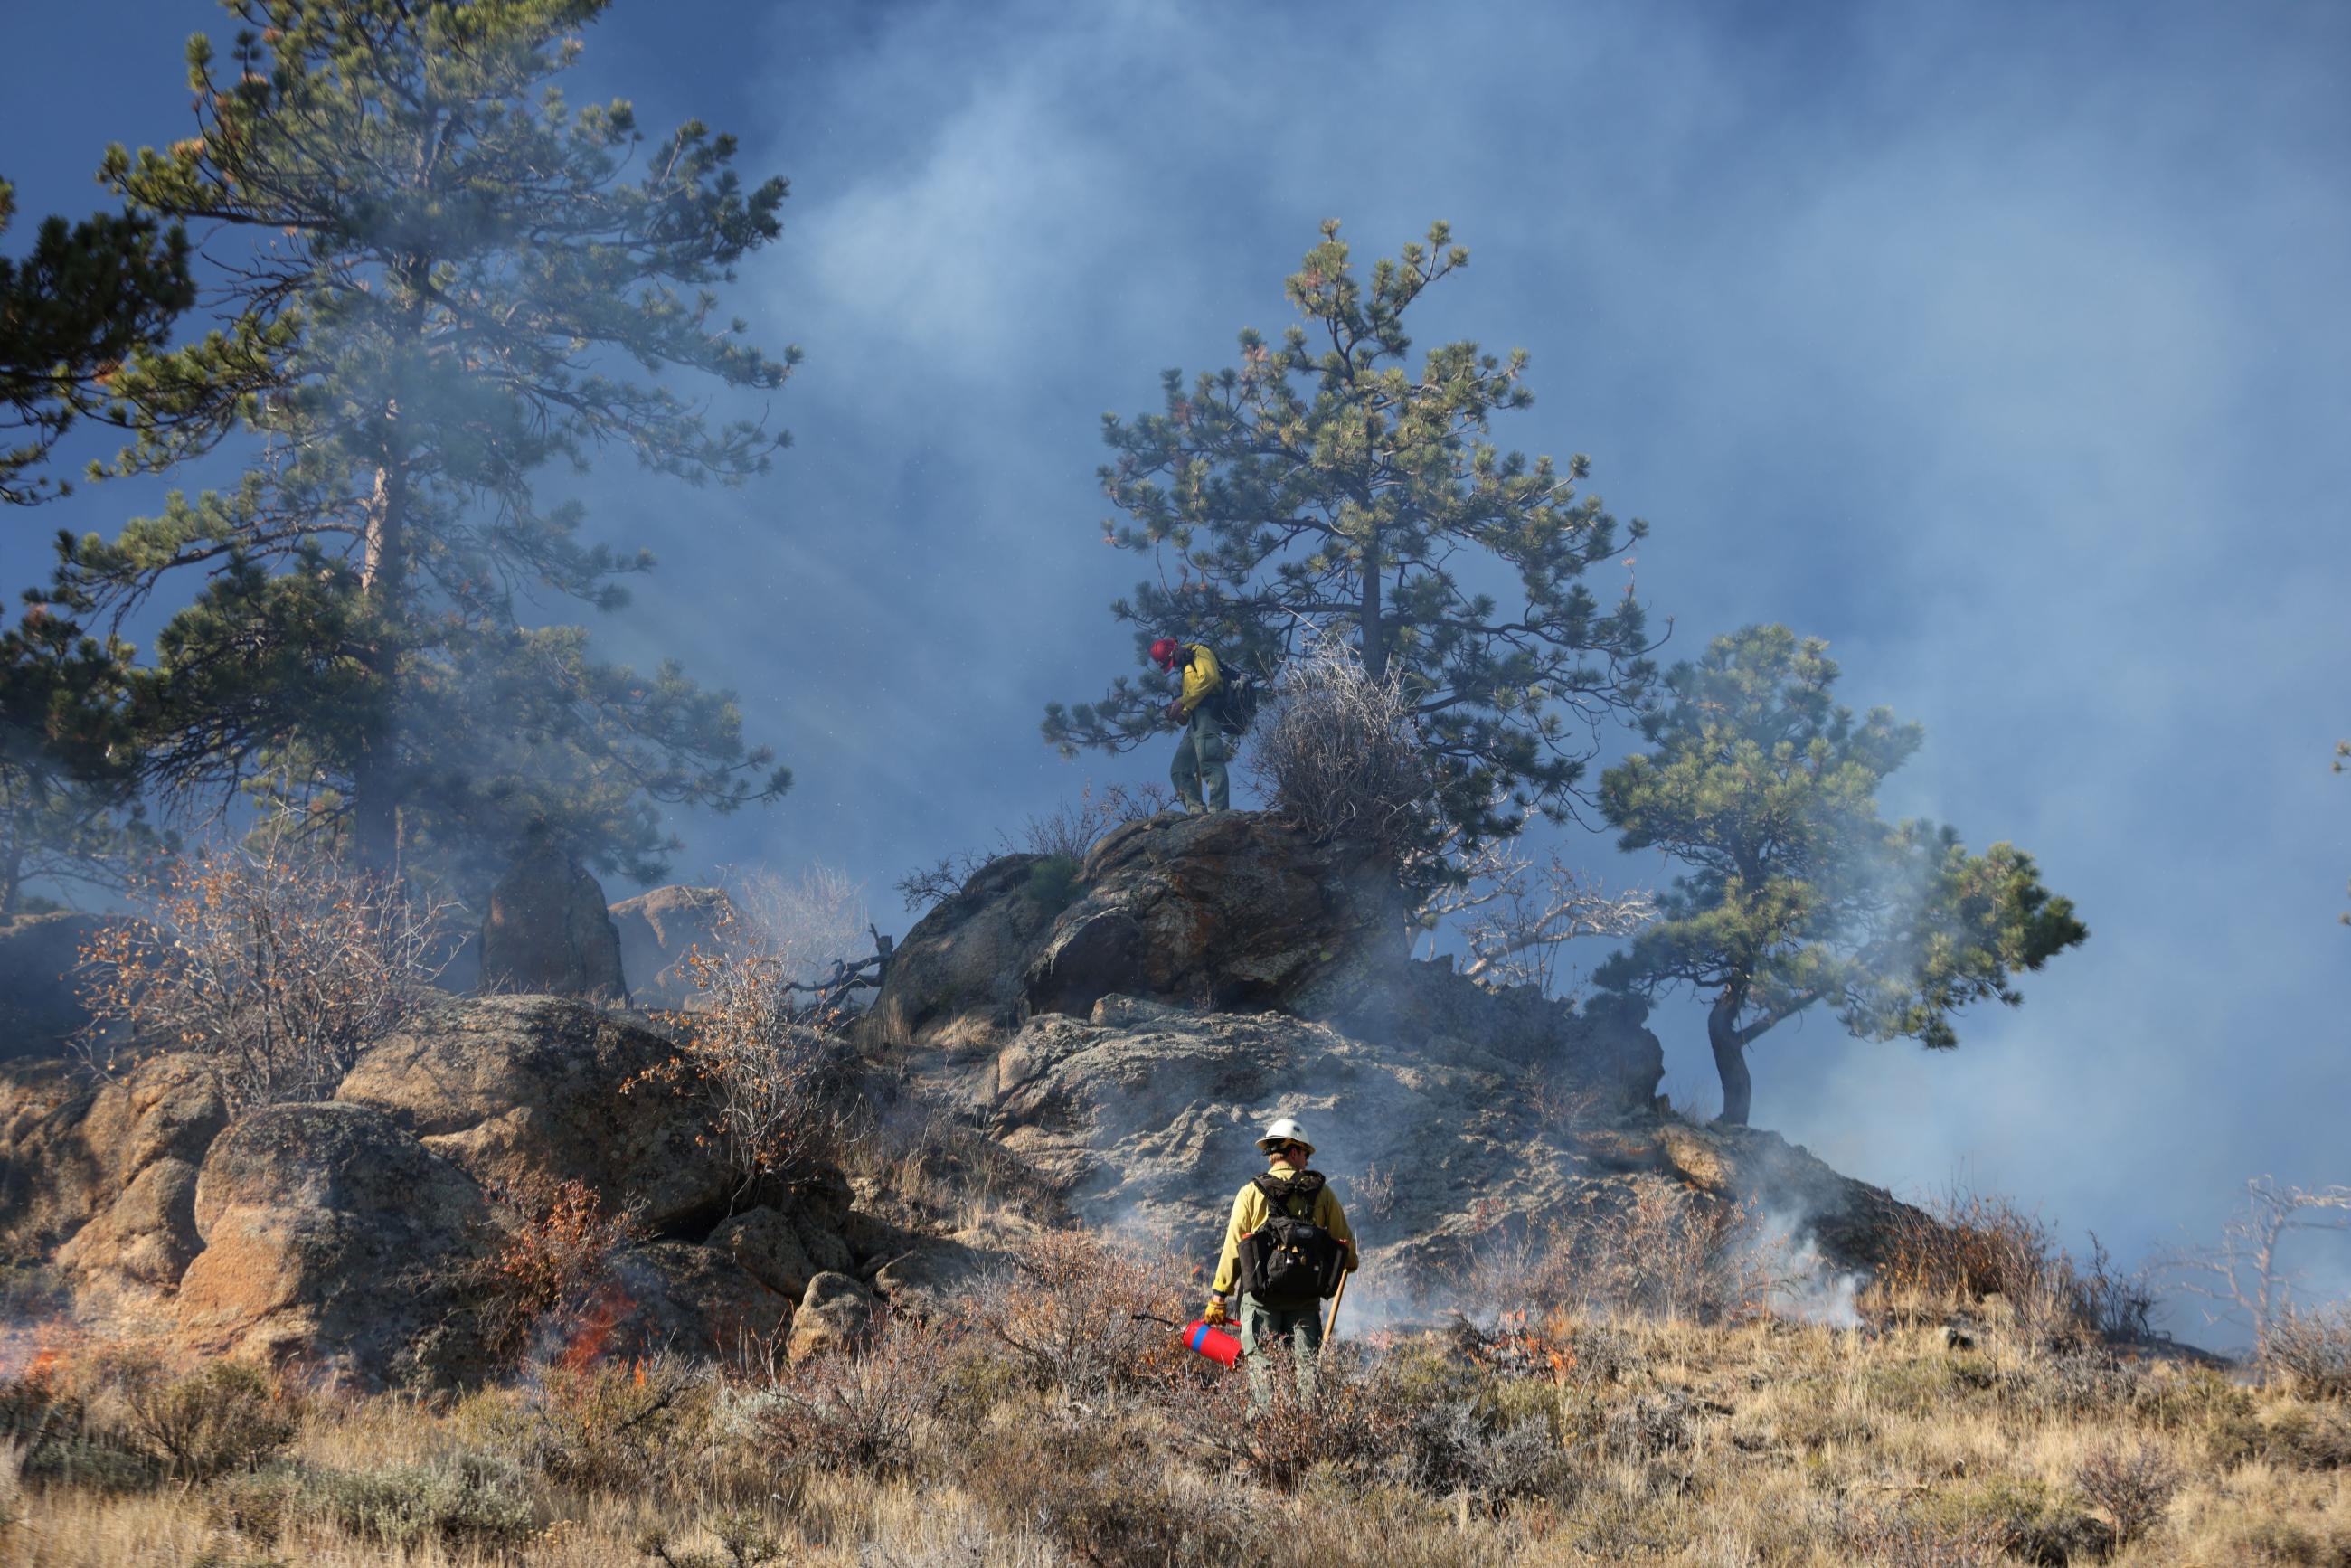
[1203, 1293, 1230, 1327]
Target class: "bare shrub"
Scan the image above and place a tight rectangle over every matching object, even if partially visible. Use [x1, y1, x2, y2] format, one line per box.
[1020, 780, 1174, 862]
[1466, 1187, 1784, 1325]
[743, 1314, 948, 1478]
[964, 1413, 1265, 1566]
[629, 942, 850, 1203]
[1836, 1505, 2008, 1568]
[991, 1231, 1200, 1400]
[1871, 1189, 2087, 1341]
[2076, 1231, 2158, 1342]
[1420, 834, 1654, 995]
[724, 864, 871, 987]
[1194, 1344, 1402, 1490]
[1245, 631, 1437, 854]
[2171, 1176, 2351, 1361]
[1351, 1161, 1401, 1223]
[1515, 1062, 1609, 1133]
[463, 1355, 712, 1493]
[2263, 1305, 2351, 1400]
[2074, 1439, 2182, 1545]
[75, 845, 451, 1109]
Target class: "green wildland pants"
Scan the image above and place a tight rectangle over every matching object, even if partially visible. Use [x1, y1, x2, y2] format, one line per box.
[1239, 1292, 1324, 1412]
[1170, 706, 1231, 812]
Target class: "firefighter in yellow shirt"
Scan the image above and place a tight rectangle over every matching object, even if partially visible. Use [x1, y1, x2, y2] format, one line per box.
[1151, 638, 1230, 814]
[1206, 1117, 1357, 1411]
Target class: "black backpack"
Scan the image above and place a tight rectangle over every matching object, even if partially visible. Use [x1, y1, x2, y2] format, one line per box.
[1235, 1170, 1346, 1310]
[1210, 669, 1264, 737]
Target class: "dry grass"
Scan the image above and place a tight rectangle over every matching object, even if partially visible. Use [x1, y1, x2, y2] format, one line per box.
[9, 1232, 2346, 1568]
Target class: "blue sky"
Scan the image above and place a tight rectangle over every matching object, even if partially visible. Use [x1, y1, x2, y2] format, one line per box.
[6, 0, 2348, 1337]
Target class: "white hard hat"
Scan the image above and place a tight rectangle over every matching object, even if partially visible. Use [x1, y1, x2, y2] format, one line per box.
[1257, 1116, 1313, 1156]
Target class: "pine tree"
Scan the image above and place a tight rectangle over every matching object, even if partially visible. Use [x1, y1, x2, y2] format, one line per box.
[52, 0, 795, 883]
[1, 180, 190, 907]
[0, 607, 165, 913]
[1044, 222, 1661, 847]
[0, 178, 194, 504]
[1594, 625, 2086, 1126]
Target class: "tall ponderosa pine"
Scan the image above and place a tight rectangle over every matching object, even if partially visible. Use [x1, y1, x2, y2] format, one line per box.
[1595, 625, 2087, 1126]
[55, 0, 795, 883]
[0, 177, 194, 504]
[1039, 222, 1664, 845]
[1044, 222, 1661, 848]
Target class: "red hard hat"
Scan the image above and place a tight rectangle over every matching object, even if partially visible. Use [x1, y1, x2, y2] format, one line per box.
[1149, 638, 1181, 667]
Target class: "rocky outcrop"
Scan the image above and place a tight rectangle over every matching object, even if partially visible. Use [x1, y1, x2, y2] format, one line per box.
[902, 989, 1904, 1294]
[865, 812, 1411, 1051]
[175, 1102, 494, 1382]
[478, 842, 628, 1004]
[609, 885, 738, 1009]
[3, 1052, 226, 1303]
[0, 991, 855, 1383]
[864, 854, 1058, 1050]
[0, 911, 112, 1062]
[335, 995, 735, 1234]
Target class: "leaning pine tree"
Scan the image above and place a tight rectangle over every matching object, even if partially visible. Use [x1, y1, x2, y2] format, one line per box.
[1595, 625, 2087, 1127]
[51, 0, 795, 883]
[1045, 221, 1661, 849]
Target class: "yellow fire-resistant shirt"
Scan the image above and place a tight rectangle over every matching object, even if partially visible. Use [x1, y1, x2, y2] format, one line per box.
[1211, 1158, 1359, 1298]
[1176, 643, 1224, 717]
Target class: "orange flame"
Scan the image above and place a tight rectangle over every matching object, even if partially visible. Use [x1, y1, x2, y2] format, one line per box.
[554, 1286, 635, 1372]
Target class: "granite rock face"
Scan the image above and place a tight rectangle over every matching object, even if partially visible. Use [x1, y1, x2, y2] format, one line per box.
[478, 842, 628, 1004]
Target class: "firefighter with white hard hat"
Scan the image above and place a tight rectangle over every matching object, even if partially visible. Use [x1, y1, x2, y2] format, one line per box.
[1206, 1115, 1358, 1411]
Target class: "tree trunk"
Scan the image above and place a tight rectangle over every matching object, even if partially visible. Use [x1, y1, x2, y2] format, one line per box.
[1359, 526, 1385, 682]
[351, 256, 429, 876]
[352, 455, 407, 875]
[1707, 987, 1753, 1127]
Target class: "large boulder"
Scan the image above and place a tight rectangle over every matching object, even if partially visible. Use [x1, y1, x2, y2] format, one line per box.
[609, 885, 739, 1009]
[175, 1101, 492, 1383]
[615, 1241, 794, 1362]
[862, 854, 1056, 1050]
[336, 994, 737, 1234]
[864, 812, 1411, 1051]
[478, 841, 628, 1004]
[2, 1052, 227, 1307]
[0, 911, 113, 1062]
[786, 1271, 874, 1363]
[1025, 811, 1411, 1018]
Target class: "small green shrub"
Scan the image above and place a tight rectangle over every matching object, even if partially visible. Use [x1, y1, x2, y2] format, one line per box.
[0, 1370, 162, 1494]
[126, 1362, 295, 1479]
[2263, 1402, 2351, 1471]
[307, 1450, 536, 1551]
[1920, 1474, 2114, 1566]
[1024, 854, 1084, 914]
[968, 1418, 1264, 1568]
[637, 1510, 788, 1568]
